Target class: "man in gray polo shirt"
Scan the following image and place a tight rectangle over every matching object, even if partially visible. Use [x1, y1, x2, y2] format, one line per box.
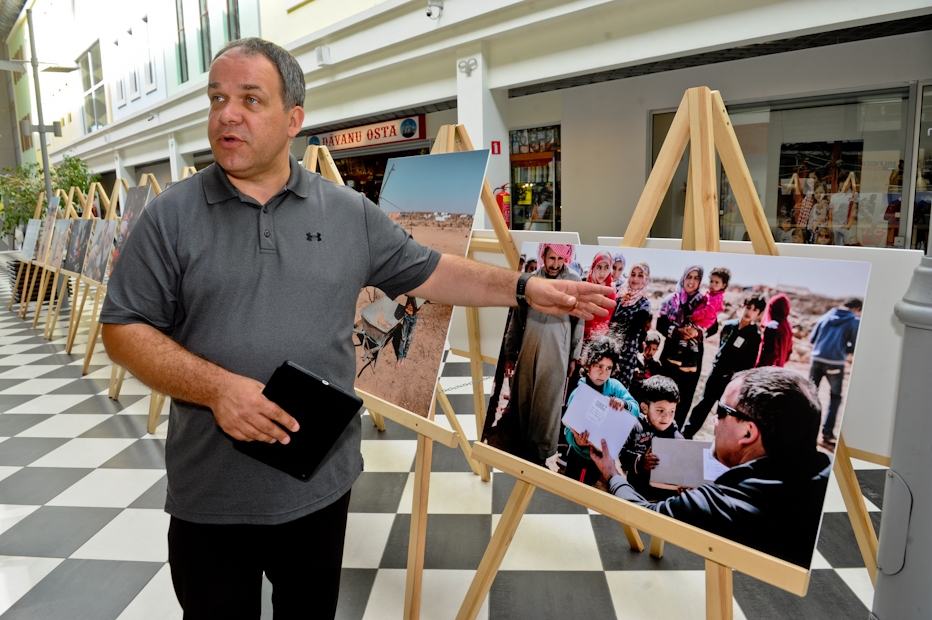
[101, 38, 613, 619]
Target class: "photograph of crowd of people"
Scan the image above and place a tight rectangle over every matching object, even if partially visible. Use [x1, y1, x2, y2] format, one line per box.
[352, 149, 489, 417]
[82, 220, 118, 284]
[62, 219, 94, 274]
[481, 243, 870, 568]
[108, 185, 153, 278]
[34, 197, 60, 265]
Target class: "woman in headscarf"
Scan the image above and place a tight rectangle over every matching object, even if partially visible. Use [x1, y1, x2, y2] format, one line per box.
[583, 251, 616, 339]
[656, 265, 705, 427]
[756, 293, 793, 367]
[608, 261, 652, 387]
[612, 253, 627, 293]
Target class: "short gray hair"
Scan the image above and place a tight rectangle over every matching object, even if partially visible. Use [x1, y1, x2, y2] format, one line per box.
[213, 38, 305, 110]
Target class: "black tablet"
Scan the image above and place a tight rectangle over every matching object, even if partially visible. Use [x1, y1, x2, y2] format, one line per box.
[232, 361, 363, 481]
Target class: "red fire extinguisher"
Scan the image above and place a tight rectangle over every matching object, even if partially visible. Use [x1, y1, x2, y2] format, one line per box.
[494, 184, 511, 228]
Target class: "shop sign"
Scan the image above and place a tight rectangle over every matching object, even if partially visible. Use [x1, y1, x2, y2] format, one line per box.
[308, 116, 425, 151]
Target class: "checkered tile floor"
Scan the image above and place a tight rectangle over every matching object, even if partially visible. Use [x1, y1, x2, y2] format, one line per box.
[0, 258, 884, 619]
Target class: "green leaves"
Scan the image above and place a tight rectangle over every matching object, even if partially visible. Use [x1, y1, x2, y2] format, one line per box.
[0, 155, 100, 242]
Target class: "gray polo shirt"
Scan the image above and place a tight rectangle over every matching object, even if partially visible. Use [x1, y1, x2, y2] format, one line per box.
[100, 157, 440, 525]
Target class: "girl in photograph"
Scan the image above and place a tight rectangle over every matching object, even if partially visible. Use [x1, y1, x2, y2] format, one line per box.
[608, 262, 652, 387]
[612, 253, 626, 293]
[583, 251, 616, 339]
[757, 293, 793, 368]
[657, 264, 705, 426]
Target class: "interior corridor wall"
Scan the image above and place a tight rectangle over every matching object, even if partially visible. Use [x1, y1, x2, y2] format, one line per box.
[560, 30, 932, 244]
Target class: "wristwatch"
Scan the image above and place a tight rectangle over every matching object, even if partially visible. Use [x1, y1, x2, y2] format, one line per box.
[516, 273, 533, 307]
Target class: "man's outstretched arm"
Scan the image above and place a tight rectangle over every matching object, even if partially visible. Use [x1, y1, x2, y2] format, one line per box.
[102, 323, 299, 444]
[408, 254, 615, 319]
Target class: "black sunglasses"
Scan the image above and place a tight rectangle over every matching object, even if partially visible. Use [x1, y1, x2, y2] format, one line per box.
[715, 401, 752, 422]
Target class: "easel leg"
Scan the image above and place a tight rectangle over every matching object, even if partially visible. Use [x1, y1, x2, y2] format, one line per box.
[66, 281, 90, 354]
[436, 388, 486, 479]
[109, 363, 127, 399]
[368, 409, 387, 431]
[834, 435, 879, 585]
[18, 262, 34, 317]
[31, 269, 52, 328]
[649, 536, 665, 558]
[82, 287, 104, 374]
[8, 261, 24, 311]
[46, 275, 71, 340]
[465, 306, 492, 481]
[404, 434, 433, 620]
[147, 391, 166, 434]
[21, 264, 39, 318]
[705, 560, 734, 620]
[42, 271, 61, 338]
[621, 523, 645, 552]
[455, 479, 535, 620]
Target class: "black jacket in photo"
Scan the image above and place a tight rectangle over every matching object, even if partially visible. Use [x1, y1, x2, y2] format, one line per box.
[608, 451, 831, 567]
[618, 414, 684, 500]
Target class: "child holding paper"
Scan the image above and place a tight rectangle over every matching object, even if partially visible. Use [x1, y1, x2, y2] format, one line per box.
[618, 376, 684, 500]
[563, 337, 640, 486]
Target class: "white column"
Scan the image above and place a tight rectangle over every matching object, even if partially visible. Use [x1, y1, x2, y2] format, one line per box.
[113, 150, 133, 206]
[456, 42, 509, 231]
[168, 133, 193, 182]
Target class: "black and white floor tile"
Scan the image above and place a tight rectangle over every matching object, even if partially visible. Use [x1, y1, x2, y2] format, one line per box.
[0, 259, 882, 619]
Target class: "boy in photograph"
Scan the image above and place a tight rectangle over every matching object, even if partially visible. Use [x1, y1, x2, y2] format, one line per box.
[617, 376, 683, 500]
[629, 331, 663, 403]
[809, 298, 861, 447]
[682, 294, 766, 439]
[563, 336, 640, 485]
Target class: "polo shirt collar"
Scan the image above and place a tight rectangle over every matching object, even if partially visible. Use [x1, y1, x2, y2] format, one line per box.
[203, 154, 310, 205]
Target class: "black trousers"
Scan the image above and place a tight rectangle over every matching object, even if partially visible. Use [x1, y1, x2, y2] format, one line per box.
[168, 490, 351, 620]
[682, 370, 732, 439]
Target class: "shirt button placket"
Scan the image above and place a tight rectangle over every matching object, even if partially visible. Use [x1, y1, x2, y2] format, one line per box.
[260, 205, 275, 250]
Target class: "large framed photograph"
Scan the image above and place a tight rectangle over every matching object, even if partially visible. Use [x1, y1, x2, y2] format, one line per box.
[20, 219, 42, 262]
[481, 243, 870, 568]
[46, 220, 73, 269]
[34, 197, 61, 265]
[352, 149, 489, 417]
[109, 185, 153, 278]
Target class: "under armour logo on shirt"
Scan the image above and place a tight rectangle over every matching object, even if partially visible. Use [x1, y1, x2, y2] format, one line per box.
[306, 232, 322, 242]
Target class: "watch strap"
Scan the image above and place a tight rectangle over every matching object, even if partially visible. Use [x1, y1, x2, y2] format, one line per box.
[516, 272, 533, 307]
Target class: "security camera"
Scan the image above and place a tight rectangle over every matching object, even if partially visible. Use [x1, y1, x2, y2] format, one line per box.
[426, 1, 443, 19]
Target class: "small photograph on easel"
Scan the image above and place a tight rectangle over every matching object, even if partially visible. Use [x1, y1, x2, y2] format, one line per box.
[109, 185, 154, 278]
[20, 219, 42, 262]
[34, 196, 61, 265]
[46, 220, 73, 269]
[481, 242, 870, 568]
[352, 149, 490, 417]
[62, 219, 94, 274]
[82, 220, 118, 284]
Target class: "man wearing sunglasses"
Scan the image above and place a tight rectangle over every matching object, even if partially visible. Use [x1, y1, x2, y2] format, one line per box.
[590, 366, 831, 568]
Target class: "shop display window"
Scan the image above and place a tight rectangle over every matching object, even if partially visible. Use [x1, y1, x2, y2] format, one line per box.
[332, 147, 430, 204]
[509, 125, 561, 231]
[651, 89, 917, 249]
[913, 85, 932, 251]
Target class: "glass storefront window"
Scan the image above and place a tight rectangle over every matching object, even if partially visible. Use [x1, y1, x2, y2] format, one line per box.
[913, 85, 932, 251]
[509, 125, 561, 231]
[332, 147, 430, 204]
[651, 89, 913, 249]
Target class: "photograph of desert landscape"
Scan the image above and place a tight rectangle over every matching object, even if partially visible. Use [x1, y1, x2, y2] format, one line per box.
[353, 149, 490, 417]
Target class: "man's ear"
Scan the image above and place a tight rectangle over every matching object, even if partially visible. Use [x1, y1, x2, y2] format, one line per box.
[288, 105, 305, 137]
[739, 421, 761, 446]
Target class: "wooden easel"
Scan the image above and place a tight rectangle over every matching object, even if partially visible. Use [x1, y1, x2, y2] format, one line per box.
[19, 188, 74, 320]
[453, 87, 876, 620]
[29, 191, 81, 329]
[9, 192, 49, 315]
[46, 181, 126, 342]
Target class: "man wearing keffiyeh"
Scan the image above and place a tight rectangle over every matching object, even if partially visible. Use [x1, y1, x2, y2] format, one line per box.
[503, 243, 586, 465]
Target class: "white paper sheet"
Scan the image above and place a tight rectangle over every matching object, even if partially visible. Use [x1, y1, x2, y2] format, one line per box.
[561, 383, 638, 458]
[651, 438, 729, 489]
